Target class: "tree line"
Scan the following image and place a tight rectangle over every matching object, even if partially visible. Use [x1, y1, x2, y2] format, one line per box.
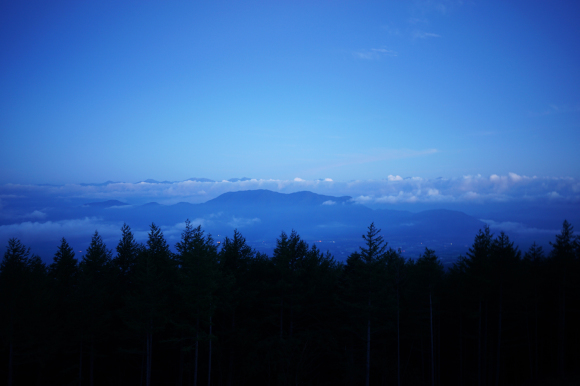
[0, 220, 579, 385]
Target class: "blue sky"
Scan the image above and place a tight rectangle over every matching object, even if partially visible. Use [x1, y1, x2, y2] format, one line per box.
[1, 0, 579, 184]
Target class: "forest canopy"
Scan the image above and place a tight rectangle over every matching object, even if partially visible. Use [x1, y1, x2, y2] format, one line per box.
[0, 220, 579, 385]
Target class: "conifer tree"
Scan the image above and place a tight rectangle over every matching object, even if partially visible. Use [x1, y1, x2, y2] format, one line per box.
[268, 231, 340, 384]
[48, 238, 79, 383]
[415, 248, 444, 386]
[341, 223, 389, 386]
[0, 239, 35, 386]
[522, 242, 544, 381]
[109, 224, 141, 383]
[123, 224, 175, 386]
[218, 229, 255, 386]
[26, 253, 50, 382]
[464, 226, 493, 386]
[174, 220, 219, 386]
[78, 231, 114, 386]
[549, 220, 576, 378]
[114, 223, 139, 284]
[448, 254, 469, 385]
[271, 230, 308, 342]
[384, 249, 407, 386]
[489, 232, 520, 386]
[49, 238, 78, 296]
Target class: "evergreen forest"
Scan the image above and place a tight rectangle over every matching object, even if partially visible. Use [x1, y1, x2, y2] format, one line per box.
[1, 219, 579, 386]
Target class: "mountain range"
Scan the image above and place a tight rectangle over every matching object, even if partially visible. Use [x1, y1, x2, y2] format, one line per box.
[67, 190, 484, 263]
[2, 188, 563, 266]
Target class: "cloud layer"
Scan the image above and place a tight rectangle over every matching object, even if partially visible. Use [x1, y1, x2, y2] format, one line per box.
[1, 173, 578, 207]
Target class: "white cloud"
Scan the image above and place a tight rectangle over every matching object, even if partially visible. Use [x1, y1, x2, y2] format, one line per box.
[531, 103, 580, 117]
[374, 191, 421, 204]
[352, 195, 373, 204]
[463, 191, 479, 200]
[0, 217, 120, 244]
[22, 210, 47, 219]
[372, 48, 398, 56]
[413, 31, 441, 39]
[172, 219, 206, 230]
[1, 174, 579, 208]
[227, 217, 261, 228]
[508, 172, 524, 182]
[354, 48, 398, 60]
[481, 219, 558, 235]
[322, 200, 336, 205]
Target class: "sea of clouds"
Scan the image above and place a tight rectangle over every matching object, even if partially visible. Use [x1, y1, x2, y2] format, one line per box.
[1, 173, 578, 206]
[1, 173, 578, 259]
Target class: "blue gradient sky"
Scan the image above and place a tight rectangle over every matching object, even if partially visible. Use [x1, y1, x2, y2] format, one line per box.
[1, 1, 579, 184]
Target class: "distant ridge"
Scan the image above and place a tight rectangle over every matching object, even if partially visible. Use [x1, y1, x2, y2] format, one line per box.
[37, 177, 255, 186]
[205, 189, 352, 206]
[138, 179, 173, 184]
[185, 177, 216, 183]
[80, 180, 120, 187]
[84, 200, 129, 208]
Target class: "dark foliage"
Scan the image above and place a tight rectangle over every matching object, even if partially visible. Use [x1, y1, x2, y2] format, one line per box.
[0, 220, 579, 385]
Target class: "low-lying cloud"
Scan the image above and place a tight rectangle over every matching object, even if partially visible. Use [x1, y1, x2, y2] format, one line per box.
[481, 219, 559, 235]
[227, 217, 261, 229]
[0, 217, 118, 242]
[0, 173, 578, 208]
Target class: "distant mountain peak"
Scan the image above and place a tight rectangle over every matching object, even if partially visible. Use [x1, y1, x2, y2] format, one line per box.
[206, 189, 352, 206]
[142, 202, 162, 207]
[139, 179, 173, 184]
[185, 177, 216, 183]
[84, 200, 129, 208]
[79, 180, 120, 187]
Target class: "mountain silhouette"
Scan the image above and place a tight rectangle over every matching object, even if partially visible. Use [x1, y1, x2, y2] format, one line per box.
[205, 189, 352, 207]
[84, 200, 129, 208]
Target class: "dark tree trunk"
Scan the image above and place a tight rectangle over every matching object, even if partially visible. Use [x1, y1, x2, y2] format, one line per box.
[280, 298, 284, 341]
[8, 340, 13, 386]
[208, 315, 212, 386]
[421, 336, 425, 383]
[478, 300, 482, 386]
[438, 306, 441, 386]
[459, 312, 463, 386]
[194, 316, 199, 386]
[146, 331, 152, 386]
[177, 334, 184, 386]
[496, 289, 502, 386]
[35, 362, 43, 386]
[430, 293, 435, 386]
[535, 302, 539, 380]
[290, 301, 293, 338]
[527, 309, 533, 381]
[366, 316, 371, 386]
[79, 340, 83, 386]
[140, 342, 145, 386]
[558, 284, 566, 378]
[397, 287, 401, 386]
[90, 338, 95, 386]
[228, 312, 235, 386]
[484, 302, 488, 385]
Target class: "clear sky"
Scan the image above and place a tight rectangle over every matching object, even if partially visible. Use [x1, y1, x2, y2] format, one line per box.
[1, 0, 579, 184]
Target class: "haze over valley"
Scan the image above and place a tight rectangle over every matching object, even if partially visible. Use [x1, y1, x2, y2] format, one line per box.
[1, 176, 577, 264]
